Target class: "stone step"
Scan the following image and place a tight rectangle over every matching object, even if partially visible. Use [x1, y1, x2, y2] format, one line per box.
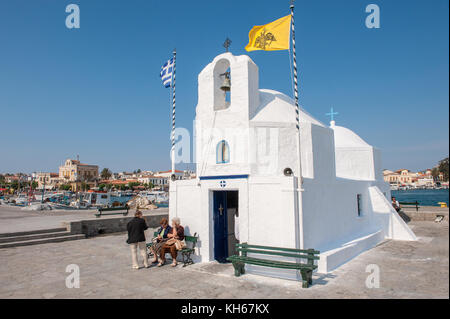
[0, 227, 68, 238]
[0, 234, 86, 249]
[0, 231, 79, 244]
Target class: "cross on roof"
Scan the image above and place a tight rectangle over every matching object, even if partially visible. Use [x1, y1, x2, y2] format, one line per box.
[325, 107, 339, 122]
[223, 37, 232, 52]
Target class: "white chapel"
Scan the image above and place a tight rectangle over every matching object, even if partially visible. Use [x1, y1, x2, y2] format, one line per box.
[169, 52, 416, 276]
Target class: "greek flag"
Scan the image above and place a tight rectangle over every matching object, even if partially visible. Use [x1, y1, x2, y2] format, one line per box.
[160, 58, 174, 88]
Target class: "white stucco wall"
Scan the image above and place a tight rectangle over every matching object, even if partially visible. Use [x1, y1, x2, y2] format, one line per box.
[170, 51, 416, 277]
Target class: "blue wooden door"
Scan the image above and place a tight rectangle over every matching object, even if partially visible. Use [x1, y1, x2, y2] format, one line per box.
[213, 191, 228, 263]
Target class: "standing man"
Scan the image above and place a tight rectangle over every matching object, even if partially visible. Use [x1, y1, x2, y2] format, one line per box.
[127, 210, 149, 269]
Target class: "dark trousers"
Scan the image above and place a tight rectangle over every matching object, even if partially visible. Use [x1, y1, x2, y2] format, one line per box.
[160, 243, 177, 262]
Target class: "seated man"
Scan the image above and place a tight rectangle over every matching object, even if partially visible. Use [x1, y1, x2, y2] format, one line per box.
[150, 217, 172, 264]
[391, 196, 401, 212]
[158, 217, 185, 267]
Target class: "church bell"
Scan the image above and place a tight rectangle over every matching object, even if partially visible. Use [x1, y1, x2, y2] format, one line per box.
[220, 72, 231, 92]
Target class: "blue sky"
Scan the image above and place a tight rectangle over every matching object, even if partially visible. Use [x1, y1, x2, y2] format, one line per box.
[0, 0, 448, 174]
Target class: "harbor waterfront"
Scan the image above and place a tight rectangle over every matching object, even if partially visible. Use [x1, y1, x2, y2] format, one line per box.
[392, 189, 449, 207]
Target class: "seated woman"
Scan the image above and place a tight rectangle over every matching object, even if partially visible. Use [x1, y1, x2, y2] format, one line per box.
[150, 217, 172, 264]
[158, 217, 185, 267]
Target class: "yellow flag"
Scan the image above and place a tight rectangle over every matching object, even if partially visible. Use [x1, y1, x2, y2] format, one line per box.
[245, 15, 291, 52]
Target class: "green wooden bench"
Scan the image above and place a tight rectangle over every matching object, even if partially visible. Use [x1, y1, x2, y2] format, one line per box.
[180, 233, 198, 267]
[399, 201, 420, 212]
[146, 232, 198, 267]
[227, 243, 320, 288]
[95, 205, 129, 218]
[146, 231, 160, 257]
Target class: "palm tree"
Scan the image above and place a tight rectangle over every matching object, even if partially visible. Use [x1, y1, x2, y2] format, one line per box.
[100, 168, 112, 180]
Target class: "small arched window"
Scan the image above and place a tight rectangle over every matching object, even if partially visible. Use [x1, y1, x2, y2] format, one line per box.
[216, 140, 230, 164]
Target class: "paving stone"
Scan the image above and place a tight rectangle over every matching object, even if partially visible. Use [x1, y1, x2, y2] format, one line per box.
[0, 220, 448, 298]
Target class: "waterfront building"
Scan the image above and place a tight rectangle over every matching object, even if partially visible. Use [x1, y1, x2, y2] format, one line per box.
[154, 170, 184, 180]
[384, 168, 444, 187]
[137, 175, 166, 186]
[58, 159, 99, 191]
[4, 175, 19, 184]
[169, 52, 416, 276]
[36, 172, 60, 190]
[383, 169, 419, 186]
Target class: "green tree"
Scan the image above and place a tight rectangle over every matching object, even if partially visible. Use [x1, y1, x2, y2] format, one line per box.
[81, 182, 90, 191]
[59, 184, 72, 191]
[10, 180, 19, 191]
[100, 168, 112, 180]
[438, 157, 449, 181]
[128, 182, 140, 189]
[31, 181, 38, 189]
[431, 167, 440, 180]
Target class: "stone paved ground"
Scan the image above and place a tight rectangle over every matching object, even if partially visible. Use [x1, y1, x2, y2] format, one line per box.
[0, 221, 448, 299]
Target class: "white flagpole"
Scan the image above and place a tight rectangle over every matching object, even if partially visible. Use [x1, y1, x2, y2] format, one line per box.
[290, 2, 304, 250]
[171, 49, 176, 178]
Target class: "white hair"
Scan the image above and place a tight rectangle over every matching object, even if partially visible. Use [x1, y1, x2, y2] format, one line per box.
[172, 217, 181, 226]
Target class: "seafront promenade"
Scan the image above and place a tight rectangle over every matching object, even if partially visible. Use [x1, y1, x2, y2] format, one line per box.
[0, 205, 167, 234]
[0, 204, 448, 298]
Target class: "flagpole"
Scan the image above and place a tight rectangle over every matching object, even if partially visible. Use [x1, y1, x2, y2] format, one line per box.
[171, 49, 176, 178]
[290, 2, 304, 250]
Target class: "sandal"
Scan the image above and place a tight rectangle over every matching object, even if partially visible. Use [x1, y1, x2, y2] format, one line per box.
[157, 261, 164, 267]
[171, 262, 177, 267]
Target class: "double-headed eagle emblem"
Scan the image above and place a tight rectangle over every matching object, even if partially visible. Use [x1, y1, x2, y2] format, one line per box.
[254, 29, 277, 50]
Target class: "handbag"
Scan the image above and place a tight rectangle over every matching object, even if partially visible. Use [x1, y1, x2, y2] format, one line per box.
[175, 239, 186, 250]
[166, 238, 177, 246]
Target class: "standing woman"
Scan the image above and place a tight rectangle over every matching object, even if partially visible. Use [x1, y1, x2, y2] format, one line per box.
[150, 217, 172, 264]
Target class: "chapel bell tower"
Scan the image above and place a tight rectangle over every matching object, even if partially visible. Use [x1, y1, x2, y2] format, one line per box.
[196, 52, 260, 122]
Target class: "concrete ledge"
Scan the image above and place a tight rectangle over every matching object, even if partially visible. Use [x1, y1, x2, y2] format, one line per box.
[317, 230, 384, 274]
[401, 209, 449, 222]
[64, 212, 168, 237]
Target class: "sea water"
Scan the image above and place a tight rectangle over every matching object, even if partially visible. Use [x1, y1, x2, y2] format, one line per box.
[391, 189, 449, 206]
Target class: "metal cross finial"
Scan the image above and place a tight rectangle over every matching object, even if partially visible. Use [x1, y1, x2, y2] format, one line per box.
[290, 0, 295, 8]
[326, 107, 339, 122]
[223, 37, 232, 52]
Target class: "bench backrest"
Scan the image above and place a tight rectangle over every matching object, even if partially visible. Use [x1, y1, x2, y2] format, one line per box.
[98, 205, 129, 213]
[184, 233, 198, 249]
[399, 201, 419, 206]
[150, 231, 198, 247]
[236, 243, 319, 265]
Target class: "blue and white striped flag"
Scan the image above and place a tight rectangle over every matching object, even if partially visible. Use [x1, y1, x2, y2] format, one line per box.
[160, 58, 174, 88]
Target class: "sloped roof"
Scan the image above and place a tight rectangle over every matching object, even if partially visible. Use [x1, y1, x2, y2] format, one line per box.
[251, 89, 325, 127]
